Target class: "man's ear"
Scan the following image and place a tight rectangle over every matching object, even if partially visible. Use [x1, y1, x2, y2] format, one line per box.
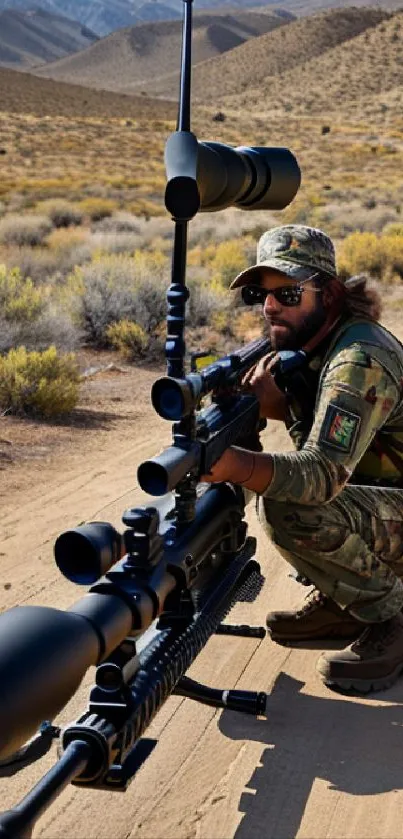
[322, 286, 333, 308]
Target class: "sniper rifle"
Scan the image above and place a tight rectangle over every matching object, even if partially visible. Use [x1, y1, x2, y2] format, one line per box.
[0, 1, 300, 835]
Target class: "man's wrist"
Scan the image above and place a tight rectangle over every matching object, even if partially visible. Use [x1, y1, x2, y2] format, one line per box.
[229, 447, 274, 493]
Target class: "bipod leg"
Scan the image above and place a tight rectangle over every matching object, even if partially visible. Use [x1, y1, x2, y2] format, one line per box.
[173, 675, 266, 716]
[215, 623, 266, 638]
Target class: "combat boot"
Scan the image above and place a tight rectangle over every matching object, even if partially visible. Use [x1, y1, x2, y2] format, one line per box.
[266, 589, 362, 642]
[317, 612, 403, 693]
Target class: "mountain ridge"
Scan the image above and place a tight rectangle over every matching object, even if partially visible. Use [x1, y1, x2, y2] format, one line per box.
[157, 5, 392, 101]
[33, 10, 291, 90]
[0, 0, 294, 35]
[0, 7, 98, 68]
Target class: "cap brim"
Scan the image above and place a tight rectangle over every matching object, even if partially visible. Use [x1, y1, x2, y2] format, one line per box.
[229, 258, 309, 290]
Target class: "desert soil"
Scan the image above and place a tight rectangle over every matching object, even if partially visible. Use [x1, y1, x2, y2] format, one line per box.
[2, 310, 403, 839]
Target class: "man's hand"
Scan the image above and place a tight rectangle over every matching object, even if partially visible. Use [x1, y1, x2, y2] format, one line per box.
[242, 352, 286, 420]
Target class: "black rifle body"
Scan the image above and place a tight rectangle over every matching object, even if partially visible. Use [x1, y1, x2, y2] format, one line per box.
[0, 0, 301, 830]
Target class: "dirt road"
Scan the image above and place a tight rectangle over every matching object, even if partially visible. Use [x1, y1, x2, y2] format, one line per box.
[1, 350, 403, 839]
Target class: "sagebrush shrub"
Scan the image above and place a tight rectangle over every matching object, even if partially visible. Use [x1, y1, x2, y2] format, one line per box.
[0, 265, 45, 322]
[187, 277, 228, 328]
[78, 198, 117, 222]
[383, 223, 403, 237]
[210, 239, 249, 287]
[106, 320, 148, 359]
[0, 215, 52, 247]
[337, 232, 403, 280]
[0, 265, 80, 353]
[90, 232, 141, 255]
[188, 238, 252, 288]
[69, 252, 168, 347]
[1, 246, 65, 283]
[36, 199, 83, 228]
[93, 212, 140, 234]
[0, 346, 79, 417]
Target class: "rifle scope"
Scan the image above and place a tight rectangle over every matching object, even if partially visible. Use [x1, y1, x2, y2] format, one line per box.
[165, 132, 301, 220]
[55, 522, 123, 585]
[152, 337, 271, 421]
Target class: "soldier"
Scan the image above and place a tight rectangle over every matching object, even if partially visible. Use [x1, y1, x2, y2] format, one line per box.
[202, 224, 403, 694]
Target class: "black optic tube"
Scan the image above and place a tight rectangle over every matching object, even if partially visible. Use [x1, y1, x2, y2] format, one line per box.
[0, 591, 133, 761]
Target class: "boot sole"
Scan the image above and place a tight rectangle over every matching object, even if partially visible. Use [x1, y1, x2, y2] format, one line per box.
[319, 661, 403, 694]
[268, 624, 362, 643]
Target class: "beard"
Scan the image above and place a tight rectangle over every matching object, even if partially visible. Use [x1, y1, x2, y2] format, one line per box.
[265, 297, 326, 350]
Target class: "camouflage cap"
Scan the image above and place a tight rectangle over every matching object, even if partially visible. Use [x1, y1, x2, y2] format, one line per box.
[230, 225, 337, 289]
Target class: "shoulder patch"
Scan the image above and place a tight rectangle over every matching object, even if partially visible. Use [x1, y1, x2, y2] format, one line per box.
[320, 403, 361, 454]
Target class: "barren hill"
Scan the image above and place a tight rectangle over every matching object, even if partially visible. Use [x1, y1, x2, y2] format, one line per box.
[1, 0, 401, 36]
[0, 65, 175, 118]
[0, 7, 98, 69]
[33, 10, 291, 92]
[146, 6, 391, 100]
[224, 9, 403, 116]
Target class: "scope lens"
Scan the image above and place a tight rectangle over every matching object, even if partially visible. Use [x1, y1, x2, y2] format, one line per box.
[54, 523, 121, 584]
[152, 378, 186, 420]
[158, 384, 184, 420]
[137, 462, 169, 496]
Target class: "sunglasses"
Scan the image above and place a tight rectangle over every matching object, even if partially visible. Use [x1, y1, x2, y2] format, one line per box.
[241, 273, 320, 308]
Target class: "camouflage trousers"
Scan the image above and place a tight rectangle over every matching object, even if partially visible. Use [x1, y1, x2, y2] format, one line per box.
[258, 485, 403, 623]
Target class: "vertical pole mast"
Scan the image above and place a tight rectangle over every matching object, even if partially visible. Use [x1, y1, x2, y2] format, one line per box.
[165, 0, 193, 380]
[164, 0, 197, 525]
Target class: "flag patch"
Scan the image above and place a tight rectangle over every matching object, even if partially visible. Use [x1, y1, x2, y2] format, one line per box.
[320, 404, 361, 454]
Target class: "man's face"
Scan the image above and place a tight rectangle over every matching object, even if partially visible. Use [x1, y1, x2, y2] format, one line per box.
[259, 268, 325, 350]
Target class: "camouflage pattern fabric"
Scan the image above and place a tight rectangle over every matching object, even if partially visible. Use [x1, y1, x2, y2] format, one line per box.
[230, 224, 337, 289]
[258, 486, 403, 623]
[259, 318, 403, 623]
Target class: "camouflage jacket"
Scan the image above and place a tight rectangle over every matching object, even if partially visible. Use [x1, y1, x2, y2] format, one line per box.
[263, 317, 403, 505]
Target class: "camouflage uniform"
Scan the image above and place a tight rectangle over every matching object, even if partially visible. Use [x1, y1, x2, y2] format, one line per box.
[232, 225, 403, 624]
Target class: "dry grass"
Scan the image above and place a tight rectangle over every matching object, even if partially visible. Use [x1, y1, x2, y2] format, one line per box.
[222, 11, 403, 117]
[0, 107, 173, 212]
[1, 6, 403, 280]
[0, 66, 175, 120]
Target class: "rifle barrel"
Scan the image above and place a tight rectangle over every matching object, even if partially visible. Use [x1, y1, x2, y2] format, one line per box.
[0, 740, 90, 839]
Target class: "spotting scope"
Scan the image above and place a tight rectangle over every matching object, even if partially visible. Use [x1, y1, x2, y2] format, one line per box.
[165, 134, 301, 221]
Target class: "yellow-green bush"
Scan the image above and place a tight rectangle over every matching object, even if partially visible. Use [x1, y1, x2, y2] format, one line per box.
[210, 240, 248, 287]
[0, 346, 79, 417]
[106, 320, 148, 359]
[337, 232, 403, 280]
[78, 198, 117, 222]
[0, 265, 45, 322]
[383, 223, 403, 237]
[188, 238, 251, 288]
[46, 227, 88, 252]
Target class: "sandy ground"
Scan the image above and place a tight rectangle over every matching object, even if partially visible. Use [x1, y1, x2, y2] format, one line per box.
[2, 315, 403, 839]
